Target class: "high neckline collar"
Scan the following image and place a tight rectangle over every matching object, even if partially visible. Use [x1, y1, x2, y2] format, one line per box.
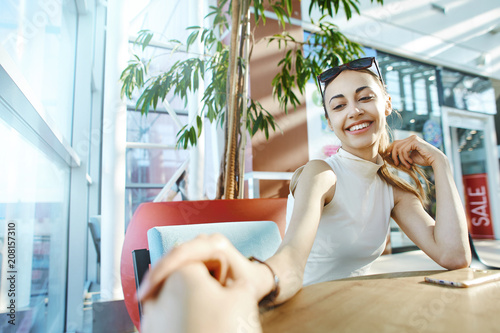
[335, 148, 384, 177]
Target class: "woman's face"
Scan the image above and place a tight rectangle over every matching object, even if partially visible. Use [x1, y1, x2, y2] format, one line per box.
[323, 70, 391, 160]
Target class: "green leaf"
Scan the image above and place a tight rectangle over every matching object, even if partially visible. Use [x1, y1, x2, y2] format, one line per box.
[349, 0, 361, 15]
[186, 30, 200, 52]
[255, 0, 266, 24]
[271, 5, 285, 29]
[143, 33, 153, 51]
[343, 0, 353, 20]
[196, 116, 203, 136]
[285, 0, 292, 16]
[134, 30, 154, 51]
[190, 127, 197, 145]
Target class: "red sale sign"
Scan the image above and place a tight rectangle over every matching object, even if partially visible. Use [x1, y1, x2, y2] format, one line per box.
[462, 173, 495, 239]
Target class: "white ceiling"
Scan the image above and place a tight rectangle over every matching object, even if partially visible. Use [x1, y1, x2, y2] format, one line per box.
[304, 0, 500, 81]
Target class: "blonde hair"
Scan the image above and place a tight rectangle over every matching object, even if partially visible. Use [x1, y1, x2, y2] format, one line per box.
[323, 68, 429, 204]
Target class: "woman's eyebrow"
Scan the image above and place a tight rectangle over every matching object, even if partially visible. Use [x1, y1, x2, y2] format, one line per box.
[328, 86, 371, 104]
[328, 93, 344, 104]
[356, 86, 370, 93]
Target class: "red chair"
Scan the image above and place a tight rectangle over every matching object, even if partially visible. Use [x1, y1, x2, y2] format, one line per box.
[120, 198, 288, 331]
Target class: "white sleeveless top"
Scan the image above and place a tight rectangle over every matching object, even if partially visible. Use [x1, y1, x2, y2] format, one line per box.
[286, 148, 394, 286]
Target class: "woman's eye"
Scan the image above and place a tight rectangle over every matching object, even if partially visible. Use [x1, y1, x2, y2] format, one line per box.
[332, 104, 345, 110]
[359, 95, 374, 101]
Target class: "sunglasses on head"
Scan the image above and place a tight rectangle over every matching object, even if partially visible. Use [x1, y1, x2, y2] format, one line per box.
[316, 57, 384, 100]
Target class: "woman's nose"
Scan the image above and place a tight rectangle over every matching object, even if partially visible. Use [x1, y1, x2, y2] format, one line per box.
[348, 106, 364, 118]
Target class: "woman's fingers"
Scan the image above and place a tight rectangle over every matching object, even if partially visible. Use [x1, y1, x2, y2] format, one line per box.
[388, 141, 411, 168]
[389, 142, 399, 166]
[138, 233, 236, 302]
[398, 142, 414, 168]
[389, 135, 420, 168]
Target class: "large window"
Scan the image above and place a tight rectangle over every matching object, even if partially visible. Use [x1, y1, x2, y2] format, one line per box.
[0, 0, 78, 331]
[125, 110, 190, 227]
[0, 0, 78, 141]
[124, 0, 219, 225]
[378, 53, 442, 133]
[0, 118, 70, 333]
[441, 69, 496, 115]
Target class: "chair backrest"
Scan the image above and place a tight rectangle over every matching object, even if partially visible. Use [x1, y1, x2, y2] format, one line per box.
[120, 198, 288, 331]
[148, 221, 281, 266]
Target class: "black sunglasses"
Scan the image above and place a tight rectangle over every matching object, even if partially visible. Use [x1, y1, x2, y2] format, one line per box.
[316, 57, 384, 100]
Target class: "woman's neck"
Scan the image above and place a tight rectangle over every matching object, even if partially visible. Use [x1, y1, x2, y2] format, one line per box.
[341, 145, 380, 163]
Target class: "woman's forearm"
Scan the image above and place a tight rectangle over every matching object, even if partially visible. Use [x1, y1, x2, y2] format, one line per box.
[250, 160, 335, 305]
[251, 244, 305, 305]
[432, 154, 471, 267]
[267, 245, 305, 304]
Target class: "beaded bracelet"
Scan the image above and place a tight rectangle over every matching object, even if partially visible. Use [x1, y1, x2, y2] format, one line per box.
[248, 256, 280, 307]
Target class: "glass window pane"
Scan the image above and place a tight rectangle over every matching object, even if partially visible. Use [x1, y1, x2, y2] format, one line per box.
[414, 78, 428, 115]
[125, 188, 162, 229]
[126, 148, 188, 184]
[441, 69, 496, 114]
[0, 0, 78, 141]
[127, 0, 195, 42]
[127, 111, 188, 145]
[457, 128, 487, 174]
[386, 70, 402, 110]
[403, 74, 414, 112]
[0, 117, 70, 332]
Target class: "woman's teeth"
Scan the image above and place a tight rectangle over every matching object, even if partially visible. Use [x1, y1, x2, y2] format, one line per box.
[348, 122, 370, 131]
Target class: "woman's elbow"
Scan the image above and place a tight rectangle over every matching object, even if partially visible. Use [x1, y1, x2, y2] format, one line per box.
[439, 249, 471, 270]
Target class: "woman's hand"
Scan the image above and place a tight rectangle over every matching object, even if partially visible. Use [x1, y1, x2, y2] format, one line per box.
[387, 135, 445, 169]
[138, 233, 267, 304]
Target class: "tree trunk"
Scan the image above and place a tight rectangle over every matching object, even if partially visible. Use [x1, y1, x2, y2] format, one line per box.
[217, 0, 250, 199]
[237, 0, 250, 198]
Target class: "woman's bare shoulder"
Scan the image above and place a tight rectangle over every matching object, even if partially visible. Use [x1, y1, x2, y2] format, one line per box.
[290, 159, 337, 198]
[298, 159, 336, 181]
[392, 184, 421, 208]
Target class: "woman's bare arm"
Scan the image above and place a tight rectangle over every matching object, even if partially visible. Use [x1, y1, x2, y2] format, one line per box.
[389, 135, 471, 269]
[264, 159, 336, 303]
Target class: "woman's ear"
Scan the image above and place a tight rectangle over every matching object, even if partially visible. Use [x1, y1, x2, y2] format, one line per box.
[385, 95, 392, 117]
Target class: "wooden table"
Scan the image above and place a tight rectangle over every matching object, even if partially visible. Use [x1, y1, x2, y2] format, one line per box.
[261, 270, 500, 332]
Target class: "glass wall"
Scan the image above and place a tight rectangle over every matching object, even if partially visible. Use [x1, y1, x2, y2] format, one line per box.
[0, 0, 78, 331]
[125, 110, 190, 227]
[0, 0, 78, 141]
[441, 69, 496, 115]
[0, 118, 70, 333]
[124, 0, 219, 225]
[378, 53, 442, 138]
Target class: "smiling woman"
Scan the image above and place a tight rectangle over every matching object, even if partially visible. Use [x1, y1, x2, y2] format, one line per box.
[138, 57, 472, 332]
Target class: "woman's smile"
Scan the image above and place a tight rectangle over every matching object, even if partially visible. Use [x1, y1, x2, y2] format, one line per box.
[346, 121, 373, 133]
